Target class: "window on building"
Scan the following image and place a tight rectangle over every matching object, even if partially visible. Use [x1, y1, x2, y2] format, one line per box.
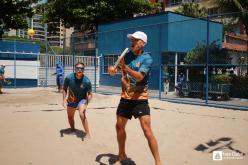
[169, 0, 183, 6]
[168, 0, 201, 6]
[161, 52, 186, 65]
[83, 49, 95, 56]
[103, 54, 121, 74]
[208, 7, 220, 15]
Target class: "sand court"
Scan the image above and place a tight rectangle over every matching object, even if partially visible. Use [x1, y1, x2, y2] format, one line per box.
[0, 87, 247, 165]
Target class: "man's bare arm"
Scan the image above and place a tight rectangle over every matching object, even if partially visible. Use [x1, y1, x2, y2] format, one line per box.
[119, 58, 144, 82]
[87, 91, 93, 105]
[62, 88, 67, 107]
[122, 65, 144, 82]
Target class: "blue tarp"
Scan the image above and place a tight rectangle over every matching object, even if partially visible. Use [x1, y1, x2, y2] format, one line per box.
[0, 41, 40, 60]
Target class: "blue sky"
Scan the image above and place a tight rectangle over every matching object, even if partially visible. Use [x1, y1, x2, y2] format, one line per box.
[36, 0, 46, 5]
[40, 0, 47, 3]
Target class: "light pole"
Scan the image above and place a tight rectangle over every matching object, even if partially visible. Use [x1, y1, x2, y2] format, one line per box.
[240, 56, 244, 76]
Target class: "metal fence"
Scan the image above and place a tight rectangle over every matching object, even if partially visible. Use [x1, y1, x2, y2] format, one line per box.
[0, 52, 100, 88]
[37, 54, 100, 88]
[1, 12, 248, 111]
[91, 12, 247, 110]
[156, 13, 248, 110]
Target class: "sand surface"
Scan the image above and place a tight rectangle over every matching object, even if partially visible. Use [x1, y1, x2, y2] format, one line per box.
[0, 87, 247, 165]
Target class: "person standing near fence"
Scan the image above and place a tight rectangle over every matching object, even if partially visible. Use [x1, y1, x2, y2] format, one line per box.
[164, 79, 169, 95]
[62, 62, 93, 138]
[53, 62, 64, 92]
[0, 64, 6, 94]
[109, 31, 161, 164]
[177, 72, 185, 88]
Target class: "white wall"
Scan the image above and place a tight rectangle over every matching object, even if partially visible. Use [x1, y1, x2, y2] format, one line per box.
[0, 60, 39, 79]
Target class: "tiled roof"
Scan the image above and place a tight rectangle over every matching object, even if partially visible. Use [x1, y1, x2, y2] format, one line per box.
[225, 32, 248, 41]
[222, 42, 247, 52]
[223, 32, 248, 52]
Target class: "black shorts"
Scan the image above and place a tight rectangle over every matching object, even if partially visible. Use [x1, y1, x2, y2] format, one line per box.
[116, 98, 150, 119]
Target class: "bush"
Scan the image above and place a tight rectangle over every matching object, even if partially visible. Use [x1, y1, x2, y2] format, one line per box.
[210, 74, 231, 84]
[230, 75, 248, 99]
[210, 75, 248, 98]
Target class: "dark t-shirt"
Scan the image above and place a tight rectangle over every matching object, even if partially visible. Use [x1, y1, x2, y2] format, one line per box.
[63, 73, 92, 103]
[121, 51, 153, 100]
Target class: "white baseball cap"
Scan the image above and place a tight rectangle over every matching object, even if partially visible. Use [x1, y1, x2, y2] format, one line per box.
[127, 31, 147, 43]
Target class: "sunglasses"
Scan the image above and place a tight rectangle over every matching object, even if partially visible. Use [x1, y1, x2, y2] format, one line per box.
[75, 67, 85, 71]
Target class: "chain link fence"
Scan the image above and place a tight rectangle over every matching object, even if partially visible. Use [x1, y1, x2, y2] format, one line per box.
[1, 12, 247, 110]
[93, 12, 247, 110]
[158, 12, 248, 110]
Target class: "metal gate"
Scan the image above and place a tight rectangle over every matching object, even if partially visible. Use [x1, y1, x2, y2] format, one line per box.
[37, 54, 100, 87]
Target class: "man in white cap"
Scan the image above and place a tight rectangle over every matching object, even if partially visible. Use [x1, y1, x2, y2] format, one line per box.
[0, 64, 6, 94]
[113, 31, 161, 164]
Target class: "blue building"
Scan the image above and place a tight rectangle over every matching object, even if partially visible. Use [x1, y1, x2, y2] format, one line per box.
[98, 11, 223, 89]
[0, 41, 40, 87]
[0, 41, 40, 60]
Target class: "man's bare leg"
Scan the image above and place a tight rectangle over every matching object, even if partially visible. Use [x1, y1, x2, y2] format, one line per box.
[66, 106, 76, 132]
[139, 115, 161, 165]
[79, 104, 90, 137]
[116, 116, 128, 162]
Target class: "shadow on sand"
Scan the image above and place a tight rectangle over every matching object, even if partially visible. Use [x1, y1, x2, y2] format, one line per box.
[195, 137, 246, 155]
[59, 128, 86, 141]
[95, 153, 136, 165]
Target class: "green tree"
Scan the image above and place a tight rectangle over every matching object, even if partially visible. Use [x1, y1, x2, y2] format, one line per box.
[185, 42, 230, 80]
[0, 0, 39, 39]
[175, 2, 208, 18]
[214, 0, 248, 74]
[185, 41, 230, 65]
[216, 0, 248, 38]
[45, 0, 161, 33]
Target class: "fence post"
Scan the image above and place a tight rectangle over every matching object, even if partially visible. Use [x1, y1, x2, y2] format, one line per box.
[72, 37, 75, 71]
[63, 27, 66, 67]
[14, 40, 16, 88]
[94, 47, 98, 93]
[158, 64, 162, 100]
[37, 53, 39, 87]
[45, 23, 48, 87]
[175, 52, 178, 92]
[205, 15, 210, 104]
